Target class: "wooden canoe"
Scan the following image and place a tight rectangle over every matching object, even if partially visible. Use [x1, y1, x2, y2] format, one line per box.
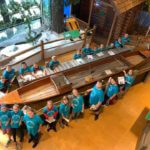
[1, 48, 150, 108]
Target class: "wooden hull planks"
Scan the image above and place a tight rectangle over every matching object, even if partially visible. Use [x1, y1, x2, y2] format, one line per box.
[1, 48, 150, 106]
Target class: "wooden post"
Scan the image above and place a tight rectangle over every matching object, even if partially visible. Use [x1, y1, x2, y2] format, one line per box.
[41, 40, 45, 61]
[90, 25, 97, 44]
[106, 12, 117, 46]
[82, 27, 89, 48]
[88, 0, 94, 27]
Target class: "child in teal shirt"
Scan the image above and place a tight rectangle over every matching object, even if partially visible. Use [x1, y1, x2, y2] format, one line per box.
[88, 81, 104, 120]
[106, 77, 119, 105]
[10, 104, 24, 145]
[123, 70, 134, 89]
[19, 62, 32, 80]
[23, 108, 43, 148]
[82, 44, 94, 56]
[49, 56, 60, 72]
[2, 65, 15, 82]
[59, 96, 70, 128]
[0, 104, 11, 147]
[0, 77, 10, 93]
[71, 89, 84, 119]
[73, 49, 83, 60]
[121, 33, 130, 45]
[114, 38, 123, 48]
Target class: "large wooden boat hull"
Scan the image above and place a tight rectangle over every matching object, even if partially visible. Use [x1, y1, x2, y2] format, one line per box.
[1, 48, 150, 109]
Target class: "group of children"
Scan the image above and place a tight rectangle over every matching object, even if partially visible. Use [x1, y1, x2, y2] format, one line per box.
[0, 33, 132, 149]
[73, 33, 130, 60]
[0, 68, 134, 149]
[0, 62, 47, 94]
[0, 33, 130, 93]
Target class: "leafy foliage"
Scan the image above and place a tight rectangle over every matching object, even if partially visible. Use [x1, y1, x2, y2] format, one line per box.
[0, 0, 40, 42]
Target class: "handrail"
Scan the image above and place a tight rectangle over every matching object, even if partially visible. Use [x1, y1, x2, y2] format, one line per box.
[0, 28, 96, 69]
[44, 38, 84, 51]
[0, 44, 41, 64]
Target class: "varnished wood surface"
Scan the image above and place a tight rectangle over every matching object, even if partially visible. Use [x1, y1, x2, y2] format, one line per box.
[126, 55, 145, 65]
[19, 77, 59, 102]
[1, 49, 150, 105]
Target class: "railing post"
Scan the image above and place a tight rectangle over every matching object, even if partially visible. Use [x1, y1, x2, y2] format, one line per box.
[91, 25, 97, 44]
[41, 40, 45, 61]
[82, 28, 89, 48]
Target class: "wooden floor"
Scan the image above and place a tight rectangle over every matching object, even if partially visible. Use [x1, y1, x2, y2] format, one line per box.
[0, 80, 150, 150]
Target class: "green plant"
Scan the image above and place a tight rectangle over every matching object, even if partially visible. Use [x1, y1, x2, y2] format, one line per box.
[0, 0, 41, 42]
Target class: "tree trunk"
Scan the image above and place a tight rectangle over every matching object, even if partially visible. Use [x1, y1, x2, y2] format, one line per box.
[0, 0, 10, 23]
[51, 0, 64, 33]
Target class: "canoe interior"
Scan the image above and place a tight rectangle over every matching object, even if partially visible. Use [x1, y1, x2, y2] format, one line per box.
[18, 77, 59, 102]
[64, 57, 129, 88]
[122, 51, 146, 65]
[51, 74, 72, 94]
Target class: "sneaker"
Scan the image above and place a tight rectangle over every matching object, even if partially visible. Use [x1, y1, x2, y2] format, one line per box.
[32, 142, 38, 148]
[5, 139, 12, 147]
[28, 138, 33, 143]
[47, 127, 51, 132]
[53, 127, 57, 132]
[94, 115, 99, 121]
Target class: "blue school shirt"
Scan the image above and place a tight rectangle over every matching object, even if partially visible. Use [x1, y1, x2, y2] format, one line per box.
[23, 114, 43, 136]
[0, 110, 11, 129]
[3, 69, 15, 81]
[19, 66, 31, 75]
[0, 81, 7, 91]
[31, 66, 44, 73]
[121, 37, 130, 45]
[49, 60, 60, 70]
[10, 110, 24, 129]
[89, 85, 104, 105]
[73, 54, 82, 60]
[125, 75, 134, 89]
[72, 96, 84, 113]
[82, 48, 94, 56]
[59, 103, 70, 118]
[43, 105, 58, 118]
[114, 41, 123, 48]
[106, 84, 119, 98]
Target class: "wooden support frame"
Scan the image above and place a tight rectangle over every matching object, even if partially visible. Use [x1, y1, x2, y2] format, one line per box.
[41, 41, 45, 61]
[88, 0, 94, 27]
[106, 12, 117, 46]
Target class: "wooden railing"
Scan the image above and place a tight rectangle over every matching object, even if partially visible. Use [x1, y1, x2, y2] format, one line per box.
[0, 27, 96, 70]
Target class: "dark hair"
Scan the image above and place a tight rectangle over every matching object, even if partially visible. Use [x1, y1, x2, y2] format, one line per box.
[21, 62, 27, 65]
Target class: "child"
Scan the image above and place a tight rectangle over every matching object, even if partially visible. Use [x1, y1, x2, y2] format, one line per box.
[0, 104, 11, 147]
[87, 81, 104, 120]
[23, 108, 43, 148]
[105, 77, 119, 105]
[59, 96, 70, 128]
[71, 89, 84, 119]
[43, 100, 58, 132]
[48, 56, 60, 72]
[10, 104, 24, 148]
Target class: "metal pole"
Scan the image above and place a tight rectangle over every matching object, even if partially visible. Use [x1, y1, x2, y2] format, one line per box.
[106, 12, 117, 46]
